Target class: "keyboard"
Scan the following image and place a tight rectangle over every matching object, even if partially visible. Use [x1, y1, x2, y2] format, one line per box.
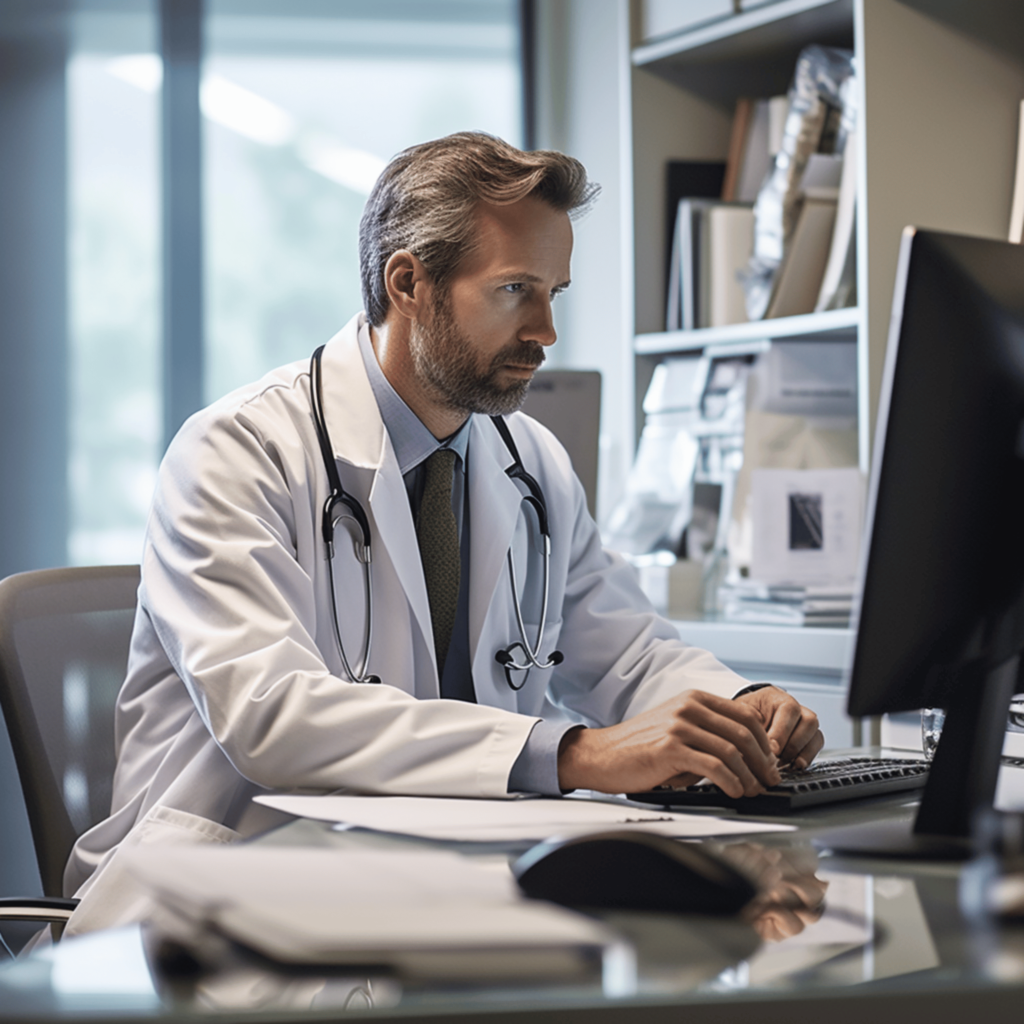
[626, 756, 930, 814]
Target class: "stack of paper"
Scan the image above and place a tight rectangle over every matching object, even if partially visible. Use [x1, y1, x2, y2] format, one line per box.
[719, 581, 854, 628]
[123, 844, 631, 985]
[253, 793, 795, 842]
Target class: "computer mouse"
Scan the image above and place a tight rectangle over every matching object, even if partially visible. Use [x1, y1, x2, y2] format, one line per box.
[512, 830, 758, 916]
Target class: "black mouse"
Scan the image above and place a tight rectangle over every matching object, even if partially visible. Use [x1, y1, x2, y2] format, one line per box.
[512, 830, 757, 916]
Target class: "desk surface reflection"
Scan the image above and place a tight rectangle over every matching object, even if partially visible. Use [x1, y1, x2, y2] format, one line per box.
[4, 756, 1024, 1023]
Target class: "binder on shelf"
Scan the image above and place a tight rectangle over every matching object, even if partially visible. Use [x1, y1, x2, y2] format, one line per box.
[667, 198, 697, 330]
[707, 204, 756, 327]
[1009, 99, 1024, 244]
[722, 95, 787, 204]
[816, 129, 858, 312]
[668, 198, 754, 331]
[765, 196, 837, 319]
[722, 97, 754, 202]
[664, 161, 727, 331]
[765, 155, 842, 320]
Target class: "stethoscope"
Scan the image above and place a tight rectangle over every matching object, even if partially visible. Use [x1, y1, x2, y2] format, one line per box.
[310, 345, 563, 690]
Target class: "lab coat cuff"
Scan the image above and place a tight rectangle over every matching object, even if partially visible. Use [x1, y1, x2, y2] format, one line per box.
[506, 719, 579, 796]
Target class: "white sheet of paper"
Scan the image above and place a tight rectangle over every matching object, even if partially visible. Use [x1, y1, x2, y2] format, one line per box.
[253, 793, 794, 842]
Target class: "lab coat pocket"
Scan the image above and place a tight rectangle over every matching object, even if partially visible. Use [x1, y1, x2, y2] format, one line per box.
[497, 618, 564, 711]
[65, 806, 240, 936]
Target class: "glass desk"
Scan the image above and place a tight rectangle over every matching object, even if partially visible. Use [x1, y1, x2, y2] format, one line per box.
[4, 755, 1024, 1023]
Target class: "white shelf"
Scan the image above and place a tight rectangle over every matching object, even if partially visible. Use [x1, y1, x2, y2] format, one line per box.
[631, 0, 853, 104]
[634, 306, 860, 356]
[672, 618, 854, 675]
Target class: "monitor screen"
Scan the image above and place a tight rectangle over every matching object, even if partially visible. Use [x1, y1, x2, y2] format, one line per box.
[519, 370, 601, 518]
[837, 227, 1024, 858]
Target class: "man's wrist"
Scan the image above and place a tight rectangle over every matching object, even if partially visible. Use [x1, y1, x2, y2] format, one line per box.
[556, 724, 590, 793]
[508, 719, 580, 795]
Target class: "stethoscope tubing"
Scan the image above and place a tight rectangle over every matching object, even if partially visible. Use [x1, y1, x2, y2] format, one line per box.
[310, 344, 561, 688]
[326, 508, 375, 685]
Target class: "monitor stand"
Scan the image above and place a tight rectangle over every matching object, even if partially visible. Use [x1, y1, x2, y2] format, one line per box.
[817, 656, 1019, 861]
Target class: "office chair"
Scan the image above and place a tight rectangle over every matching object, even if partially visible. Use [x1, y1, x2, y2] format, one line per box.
[0, 565, 139, 940]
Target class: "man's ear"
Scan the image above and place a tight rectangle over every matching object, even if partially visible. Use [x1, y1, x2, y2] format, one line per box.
[383, 250, 432, 321]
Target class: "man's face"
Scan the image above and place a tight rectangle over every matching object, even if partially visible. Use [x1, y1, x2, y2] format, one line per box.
[408, 195, 573, 421]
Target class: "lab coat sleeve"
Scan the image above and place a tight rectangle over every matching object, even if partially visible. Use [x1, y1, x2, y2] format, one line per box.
[534, 437, 751, 727]
[141, 398, 537, 799]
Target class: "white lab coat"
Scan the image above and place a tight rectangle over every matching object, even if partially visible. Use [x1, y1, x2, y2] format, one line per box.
[64, 313, 749, 933]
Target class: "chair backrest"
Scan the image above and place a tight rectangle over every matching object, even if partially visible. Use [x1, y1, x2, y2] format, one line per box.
[0, 566, 139, 897]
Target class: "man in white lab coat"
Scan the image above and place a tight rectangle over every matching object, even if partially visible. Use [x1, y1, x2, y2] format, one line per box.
[65, 133, 822, 932]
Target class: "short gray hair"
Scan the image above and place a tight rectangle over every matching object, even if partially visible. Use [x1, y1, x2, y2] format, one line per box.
[359, 132, 598, 326]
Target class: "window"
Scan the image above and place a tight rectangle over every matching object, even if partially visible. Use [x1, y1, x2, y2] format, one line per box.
[203, 1, 524, 401]
[60, 0, 525, 567]
[68, 41, 162, 566]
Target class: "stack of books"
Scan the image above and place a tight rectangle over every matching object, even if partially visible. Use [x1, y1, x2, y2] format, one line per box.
[718, 580, 853, 628]
[664, 51, 858, 332]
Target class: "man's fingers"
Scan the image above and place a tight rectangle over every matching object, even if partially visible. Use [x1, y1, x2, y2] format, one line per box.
[669, 746, 760, 799]
[675, 692, 776, 766]
[556, 687, 816, 796]
[763, 699, 802, 756]
[666, 712, 780, 795]
[790, 728, 825, 770]
[753, 691, 821, 766]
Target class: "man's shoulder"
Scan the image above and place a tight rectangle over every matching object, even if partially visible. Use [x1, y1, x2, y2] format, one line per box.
[180, 358, 312, 442]
[183, 315, 364, 437]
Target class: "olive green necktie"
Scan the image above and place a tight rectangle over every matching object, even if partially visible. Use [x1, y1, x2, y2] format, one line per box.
[416, 448, 461, 676]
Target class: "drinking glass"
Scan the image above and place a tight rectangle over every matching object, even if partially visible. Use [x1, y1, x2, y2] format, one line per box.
[920, 707, 945, 760]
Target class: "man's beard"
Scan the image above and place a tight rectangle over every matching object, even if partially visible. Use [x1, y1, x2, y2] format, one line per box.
[409, 292, 545, 418]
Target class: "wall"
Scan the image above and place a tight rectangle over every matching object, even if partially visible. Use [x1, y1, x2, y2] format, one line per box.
[533, 0, 634, 527]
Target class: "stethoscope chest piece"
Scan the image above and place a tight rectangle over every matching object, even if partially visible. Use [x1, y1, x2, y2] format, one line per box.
[489, 417, 563, 688]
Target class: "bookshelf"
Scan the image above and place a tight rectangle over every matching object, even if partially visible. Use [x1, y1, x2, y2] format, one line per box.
[625, 0, 1024, 466]
[633, 306, 859, 356]
[618, 0, 1024, 736]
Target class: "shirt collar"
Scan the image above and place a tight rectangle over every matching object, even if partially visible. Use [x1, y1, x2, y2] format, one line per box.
[357, 317, 471, 474]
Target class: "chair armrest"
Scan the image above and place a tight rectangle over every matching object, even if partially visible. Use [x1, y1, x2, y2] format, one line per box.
[0, 897, 79, 924]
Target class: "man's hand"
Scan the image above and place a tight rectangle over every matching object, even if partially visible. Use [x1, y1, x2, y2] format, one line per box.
[557, 690, 783, 797]
[734, 685, 823, 770]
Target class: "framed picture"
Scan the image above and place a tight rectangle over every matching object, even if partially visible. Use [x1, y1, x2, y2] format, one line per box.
[751, 467, 864, 585]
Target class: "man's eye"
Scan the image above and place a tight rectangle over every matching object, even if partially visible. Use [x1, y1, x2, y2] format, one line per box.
[503, 283, 525, 294]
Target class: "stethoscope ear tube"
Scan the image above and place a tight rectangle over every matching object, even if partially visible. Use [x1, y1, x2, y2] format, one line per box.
[312, 347, 377, 684]
[312, 346, 373, 553]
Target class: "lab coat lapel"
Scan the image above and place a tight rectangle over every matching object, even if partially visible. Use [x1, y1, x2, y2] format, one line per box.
[366, 449, 435, 686]
[467, 416, 524, 712]
[320, 316, 435, 691]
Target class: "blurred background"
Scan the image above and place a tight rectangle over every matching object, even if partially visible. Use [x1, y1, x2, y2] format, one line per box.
[0, 0, 528, 573]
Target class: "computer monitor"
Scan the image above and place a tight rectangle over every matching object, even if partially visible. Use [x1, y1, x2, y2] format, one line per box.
[833, 227, 1024, 860]
[519, 370, 602, 518]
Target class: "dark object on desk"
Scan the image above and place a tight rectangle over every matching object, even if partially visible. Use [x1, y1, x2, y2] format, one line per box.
[831, 229, 1024, 860]
[519, 370, 601, 519]
[512, 830, 757, 916]
[627, 756, 930, 813]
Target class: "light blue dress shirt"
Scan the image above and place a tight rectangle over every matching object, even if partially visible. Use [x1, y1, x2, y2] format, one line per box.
[355, 321, 573, 794]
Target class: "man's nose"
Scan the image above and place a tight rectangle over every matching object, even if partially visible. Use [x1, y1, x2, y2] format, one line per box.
[522, 297, 557, 347]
